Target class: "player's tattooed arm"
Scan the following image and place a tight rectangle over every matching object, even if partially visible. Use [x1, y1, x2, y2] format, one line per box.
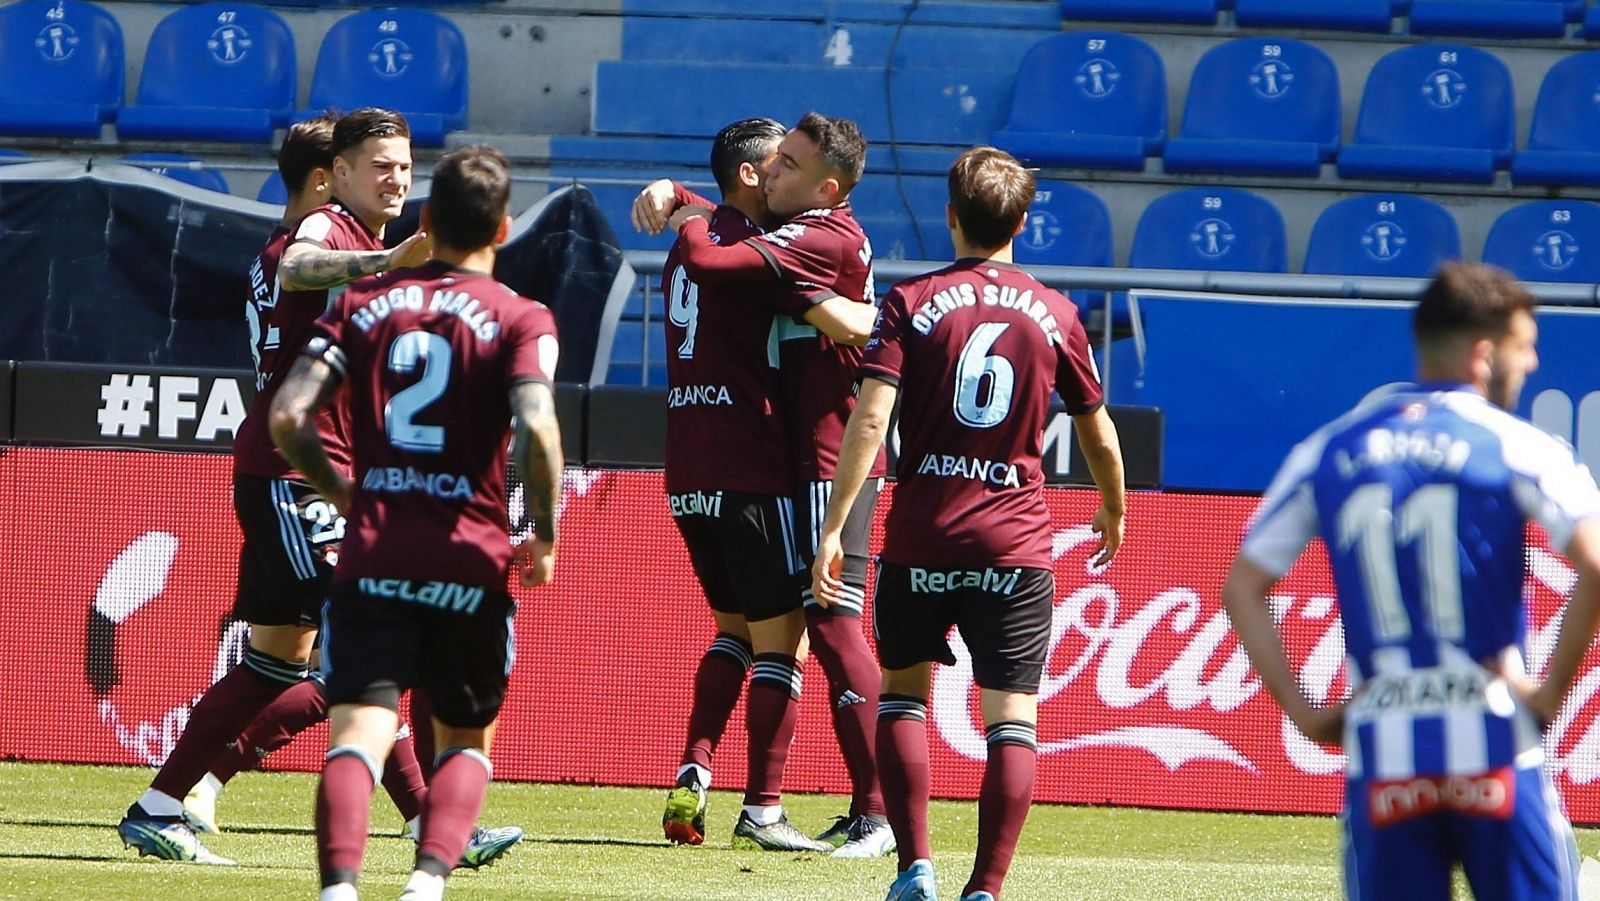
[269, 355, 353, 510]
[511, 380, 562, 588]
[511, 381, 563, 544]
[278, 230, 432, 291]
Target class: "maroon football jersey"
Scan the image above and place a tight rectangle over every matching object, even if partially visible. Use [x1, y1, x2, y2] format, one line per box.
[234, 203, 381, 480]
[745, 204, 888, 482]
[861, 259, 1104, 568]
[662, 204, 796, 496]
[310, 261, 559, 587]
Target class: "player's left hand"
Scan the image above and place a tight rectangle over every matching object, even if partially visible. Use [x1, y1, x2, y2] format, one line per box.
[810, 531, 846, 609]
[1089, 504, 1124, 568]
[667, 205, 713, 234]
[515, 537, 555, 587]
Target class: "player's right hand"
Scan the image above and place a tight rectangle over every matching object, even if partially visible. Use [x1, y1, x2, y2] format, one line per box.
[630, 179, 678, 235]
[810, 531, 846, 609]
[1291, 702, 1345, 747]
[1089, 504, 1124, 568]
[667, 205, 713, 235]
[389, 229, 433, 269]
[515, 536, 555, 588]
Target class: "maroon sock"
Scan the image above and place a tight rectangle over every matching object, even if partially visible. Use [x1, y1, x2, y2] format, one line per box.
[316, 747, 379, 887]
[964, 721, 1038, 898]
[151, 649, 302, 798]
[741, 652, 801, 807]
[805, 609, 883, 817]
[415, 748, 492, 876]
[409, 689, 436, 782]
[680, 633, 752, 773]
[877, 694, 932, 871]
[382, 726, 428, 823]
[211, 678, 328, 783]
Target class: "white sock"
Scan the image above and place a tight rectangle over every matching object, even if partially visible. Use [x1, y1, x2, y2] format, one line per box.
[136, 789, 184, 817]
[319, 883, 357, 901]
[675, 764, 710, 788]
[200, 773, 224, 796]
[742, 804, 783, 827]
[401, 870, 444, 901]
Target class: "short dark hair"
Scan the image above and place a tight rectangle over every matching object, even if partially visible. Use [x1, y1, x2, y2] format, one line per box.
[1413, 262, 1537, 352]
[331, 108, 410, 158]
[428, 144, 512, 252]
[710, 117, 785, 196]
[277, 113, 336, 195]
[794, 111, 867, 193]
[947, 147, 1034, 251]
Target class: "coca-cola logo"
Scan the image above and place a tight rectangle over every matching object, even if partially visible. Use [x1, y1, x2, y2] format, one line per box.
[930, 521, 1596, 786]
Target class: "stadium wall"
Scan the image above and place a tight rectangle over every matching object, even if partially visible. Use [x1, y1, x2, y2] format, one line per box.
[4, 447, 1600, 822]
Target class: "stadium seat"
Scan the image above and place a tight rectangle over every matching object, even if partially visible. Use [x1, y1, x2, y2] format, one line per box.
[121, 153, 231, 193]
[1012, 179, 1113, 317]
[1512, 50, 1600, 187]
[1059, 0, 1219, 25]
[257, 171, 286, 204]
[1408, 0, 1570, 38]
[591, 61, 1010, 146]
[1131, 187, 1288, 273]
[991, 31, 1166, 171]
[0, 149, 30, 162]
[1303, 194, 1460, 277]
[621, 0, 828, 19]
[117, 3, 293, 144]
[620, 18, 1052, 70]
[860, 216, 955, 262]
[0, 0, 122, 138]
[1482, 200, 1600, 284]
[303, 9, 467, 147]
[1336, 44, 1514, 184]
[1232, 0, 1396, 32]
[606, 319, 668, 387]
[831, 0, 1063, 28]
[1163, 37, 1339, 178]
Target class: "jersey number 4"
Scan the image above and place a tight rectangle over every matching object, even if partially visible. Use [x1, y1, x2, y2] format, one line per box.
[1336, 483, 1465, 642]
[385, 330, 451, 453]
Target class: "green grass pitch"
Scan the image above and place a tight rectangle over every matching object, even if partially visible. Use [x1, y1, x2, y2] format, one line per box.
[2, 762, 1595, 899]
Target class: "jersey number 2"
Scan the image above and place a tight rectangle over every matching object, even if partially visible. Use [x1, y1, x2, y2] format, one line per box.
[385, 330, 451, 452]
[1336, 483, 1465, 642]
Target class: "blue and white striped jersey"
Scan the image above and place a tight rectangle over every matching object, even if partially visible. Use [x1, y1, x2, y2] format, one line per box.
[1241, 382, 1600, 781]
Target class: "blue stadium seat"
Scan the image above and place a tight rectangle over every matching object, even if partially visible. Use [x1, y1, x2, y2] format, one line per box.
[1336, 44, 1513, 184]
[1131, 187, 1288, 272]
[991, 31, 1166, 171]
[591, 61, 1010, 146]
[832, 1, 1064, 28]
[1408, 0, 1570, 38]
[621, 18, 1052, 70]
[606, 319, 668, 386]
[116, 4, 293, 143]
[1060, 0, 1219, 25]
[257, 171, 287, 204]
[0, 0, 122, 138]
[0, 149, 30, 162]
[1482, 200, 1600, 284]
[1512, 50, 1600, 188]
[621, 0, 828, 19]
[860, 216, 955, 262]
[1163, 37, 1339, 178]
[122, 153, 231, 193]
[1233, 0, 1397, 32]
[303, 9, 467, 147]
[1303, 194, 1460, 277]
[848, 174, 948, 224]
[1012, 180, 1112, 317]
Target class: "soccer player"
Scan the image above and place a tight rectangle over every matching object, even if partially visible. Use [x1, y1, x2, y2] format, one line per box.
[270, 144, 562, 901]
[1223, 262, 1600, 901]
[661, 112, 895, 855]
[652, 117, 879, 853]
[813, 147, 1126, 901]
[116, 108, 434, 865]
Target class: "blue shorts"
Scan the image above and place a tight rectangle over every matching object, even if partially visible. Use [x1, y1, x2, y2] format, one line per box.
[1344, 765, 1580, 900]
